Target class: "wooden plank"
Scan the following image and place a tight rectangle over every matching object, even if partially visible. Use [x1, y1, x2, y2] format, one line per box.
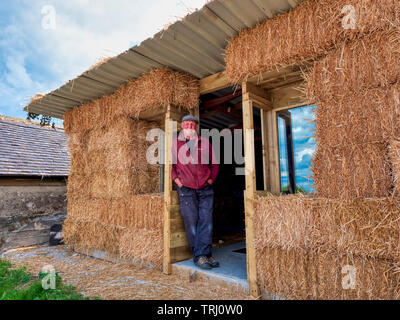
[199, 71, 231, 95]
[242, 99, 256, 192]
[170, 246, 193, 263]
[242, 80, 272, 112]
[242, 96, 260, 298]
[170, 218, 186, 233]
[270, 82, 310, 111]
[260, 110, 271, 191]
[163, 105, 174, 275]
[266, 109, 281, 194]
[170, 204, 182, 219]
[138, 105, 167, 121]
[280, 111, 296, 193]
[0, 178, 66, 187]
[171, 191, 179, 205]
[242, 82, 270, 101]
[255, 190, 272, 197]
[242, 93, 272, 111]
[170, 231, 190, 248]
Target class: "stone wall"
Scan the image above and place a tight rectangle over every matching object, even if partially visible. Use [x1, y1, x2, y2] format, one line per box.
[0, 185, 67, 252]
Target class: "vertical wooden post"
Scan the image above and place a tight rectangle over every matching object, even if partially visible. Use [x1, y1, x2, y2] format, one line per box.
[279, 111, 296, 194]
[260, 110, 271, 191]
[163, 105, 173, 275]
[242, 96, 260, 298]
[266, 109, 281, 194]
[191, 106, 200, 129]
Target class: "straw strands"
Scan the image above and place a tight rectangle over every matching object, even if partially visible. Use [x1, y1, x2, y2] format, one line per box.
[390, 139, 400, 195]
[67, 194, 164, 231]
[64, 194, 164, 268]
[306, 29, 400, 103]
[64, 67, 199, 134]
[304, 28, 400, 198]
[225, 0, 400, 83]
[64, 103, 165, 265]
[254, 195, 400, 261]
[257, 246, 400, 300]
[119, 229, 163, 268]
[254, 195, 400, 299]
[312, 142, 393, 199]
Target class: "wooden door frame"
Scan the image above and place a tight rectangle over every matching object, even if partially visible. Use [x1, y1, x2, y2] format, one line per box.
[163, 104, 200, 275]
[242, 81, 283, 298]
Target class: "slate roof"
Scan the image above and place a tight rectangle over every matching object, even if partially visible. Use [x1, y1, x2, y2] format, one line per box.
[0, 117, 70, 177]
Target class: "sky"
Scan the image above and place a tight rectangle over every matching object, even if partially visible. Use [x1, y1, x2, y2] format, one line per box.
[1, 1, 317, 190]
[0, 0, 207, 125]
[278, 105, 316, 193]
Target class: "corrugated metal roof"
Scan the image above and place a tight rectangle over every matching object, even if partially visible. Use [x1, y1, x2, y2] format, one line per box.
[24, 0, 305, 119]
[0, 118, 70, 177]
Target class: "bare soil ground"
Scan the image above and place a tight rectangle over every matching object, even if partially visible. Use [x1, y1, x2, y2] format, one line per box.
[1, 246, 250, 300]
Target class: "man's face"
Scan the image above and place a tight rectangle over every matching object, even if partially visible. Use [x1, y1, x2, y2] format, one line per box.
[182, 120, 198, 138]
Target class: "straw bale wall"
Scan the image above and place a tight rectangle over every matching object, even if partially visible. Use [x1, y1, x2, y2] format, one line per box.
[224, 0, 400, 298]
[225, 0, 400, 83]
[254, 195, 400, 299]
[64, 67, 199, 134]
[63, 68, 199, 269]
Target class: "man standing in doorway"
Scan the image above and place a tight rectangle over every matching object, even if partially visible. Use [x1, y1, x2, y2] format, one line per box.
[172, 115, 220, 270]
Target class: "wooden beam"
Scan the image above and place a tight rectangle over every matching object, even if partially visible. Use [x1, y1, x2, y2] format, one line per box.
[278, 111, 296, 193]
[242, 97, 260, 298]
[270, 82, 310, 111]
[199, 71, 231, 95]
[242, 82, 272, 111]
[242, 82, 270, 101]
[163, 106, 173, 275]
[260, 110, 271, 191]
[265, 109, 281, 194]
[242, 92, 272, 111]
[202, 90, 242, 109]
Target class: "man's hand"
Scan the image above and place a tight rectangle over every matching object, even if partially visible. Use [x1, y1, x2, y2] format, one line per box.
[207, 179, 213, 185]
[175, 178, 183, 188]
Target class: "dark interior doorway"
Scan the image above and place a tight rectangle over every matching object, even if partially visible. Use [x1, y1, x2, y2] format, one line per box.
[199, 87, 264, 247]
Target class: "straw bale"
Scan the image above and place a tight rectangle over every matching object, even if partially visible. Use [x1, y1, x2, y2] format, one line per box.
[312, 142, 393, 198]
[89, 169, 159, 198]
[67, 197, 109, 221]
[307, 29, 400, 103]
[67, 174, 90, 200]
[119, 229, 163, 269]
[86, 144, 159, 175]
[116, 194, 164, 231]
[390, 139, 400, 195]
[225, 0, 400, 83]
[257, 246, 400, 300]
[115, 67, 199, 118]
[305, 32, 400, 198]
[68, 131, 88, 154]
[63, 218, 123, 254]
[86, 118, 158, 152]
[91, 194, 164, 231]
[29, 94, 45, 105]
[313, 85, 400, 148]
[254, 195, 400, 261]
[64, 193, 163, 267]
[63, 67, 198, 134]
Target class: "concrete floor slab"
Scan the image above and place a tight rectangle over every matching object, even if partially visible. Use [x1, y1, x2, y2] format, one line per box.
[173, 241, 248, 291]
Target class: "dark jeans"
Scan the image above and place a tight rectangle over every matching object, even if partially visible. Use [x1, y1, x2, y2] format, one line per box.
[177, 184, 214, 263]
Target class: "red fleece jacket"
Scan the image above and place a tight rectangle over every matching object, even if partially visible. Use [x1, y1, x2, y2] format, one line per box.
[171, 135, 219, 190]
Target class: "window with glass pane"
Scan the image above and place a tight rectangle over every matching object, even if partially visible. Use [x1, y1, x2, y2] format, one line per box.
[277, 105, 315, 194]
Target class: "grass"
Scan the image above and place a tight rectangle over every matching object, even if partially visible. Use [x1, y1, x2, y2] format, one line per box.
[281, 185, 308, 194]
[0, 259, 98, 300]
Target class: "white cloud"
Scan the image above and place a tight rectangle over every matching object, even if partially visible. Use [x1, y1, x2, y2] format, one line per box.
[295, 147, 315, 163]
[0, 0, 207, 118]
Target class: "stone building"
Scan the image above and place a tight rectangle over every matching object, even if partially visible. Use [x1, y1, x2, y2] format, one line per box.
[0, 116, 69, 251]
